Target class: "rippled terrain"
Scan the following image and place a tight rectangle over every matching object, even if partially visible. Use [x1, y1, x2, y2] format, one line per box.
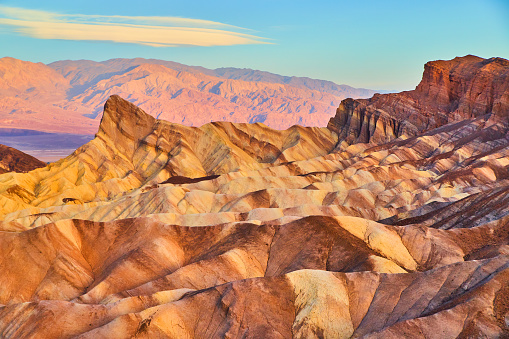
[0, 55, 508, 338]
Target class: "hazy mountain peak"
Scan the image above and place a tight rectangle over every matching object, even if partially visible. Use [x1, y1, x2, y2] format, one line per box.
[0, 57, 379, 135]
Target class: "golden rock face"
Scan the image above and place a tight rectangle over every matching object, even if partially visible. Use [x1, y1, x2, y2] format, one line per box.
[1, 55, 509, 339]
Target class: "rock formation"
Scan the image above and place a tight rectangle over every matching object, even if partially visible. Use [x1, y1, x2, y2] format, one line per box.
[328, 55, 509, 144]
[0, 144, 45, 174]
[0, 55, 508, 338]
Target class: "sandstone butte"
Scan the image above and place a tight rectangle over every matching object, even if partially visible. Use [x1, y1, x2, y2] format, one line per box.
[0, 57, 376, 135]
[0, 55, 508, 338]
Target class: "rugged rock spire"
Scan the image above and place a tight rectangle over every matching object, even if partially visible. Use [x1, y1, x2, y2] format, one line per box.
[97, 95, 157, 158]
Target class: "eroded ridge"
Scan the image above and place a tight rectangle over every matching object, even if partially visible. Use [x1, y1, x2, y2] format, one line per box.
[0, 55, 508, 338]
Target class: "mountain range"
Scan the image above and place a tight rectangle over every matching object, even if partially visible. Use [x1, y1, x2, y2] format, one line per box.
[0, 57, 378, 136]
[0, 55, 508, 338]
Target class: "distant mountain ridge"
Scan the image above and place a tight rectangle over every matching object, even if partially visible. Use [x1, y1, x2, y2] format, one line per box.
[211, 67, 378, 98]
[49, 58, 378, 98]
[0, 57, 379, 135]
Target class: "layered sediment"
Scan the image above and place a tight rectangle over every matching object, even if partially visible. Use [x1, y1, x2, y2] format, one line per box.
[0, 144, 45, 174]
[0, 55, 508, 338]
[328, 55, 509, 144]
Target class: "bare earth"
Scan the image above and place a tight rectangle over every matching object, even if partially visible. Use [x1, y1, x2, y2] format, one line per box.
[0, 144, 45, 174]
[0, 56, 508, 338]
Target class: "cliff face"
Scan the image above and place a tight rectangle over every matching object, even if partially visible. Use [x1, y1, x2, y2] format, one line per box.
[328, 55, 509, 144]
[415, 55, 509, 118]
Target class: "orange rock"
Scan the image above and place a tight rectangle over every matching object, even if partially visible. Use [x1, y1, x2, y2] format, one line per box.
[328, 55, 509, 144]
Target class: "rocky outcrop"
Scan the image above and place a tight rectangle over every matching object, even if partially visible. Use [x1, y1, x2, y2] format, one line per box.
[0, 144, 45, 174]
[415, 55, 509, 119]
[326, 97, 418, 145]
[328, 55, 509, 144]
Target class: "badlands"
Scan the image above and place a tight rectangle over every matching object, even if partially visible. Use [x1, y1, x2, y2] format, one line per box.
[0, 55, 508, 338]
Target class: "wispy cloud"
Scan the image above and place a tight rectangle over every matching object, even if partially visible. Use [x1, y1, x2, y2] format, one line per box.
[0, 6, 270, 47]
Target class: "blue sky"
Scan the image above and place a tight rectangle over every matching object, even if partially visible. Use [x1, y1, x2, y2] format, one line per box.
[0, 0, 507, 90]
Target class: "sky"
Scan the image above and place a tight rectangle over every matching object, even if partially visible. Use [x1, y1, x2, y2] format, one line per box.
[0, 0, 508, 91]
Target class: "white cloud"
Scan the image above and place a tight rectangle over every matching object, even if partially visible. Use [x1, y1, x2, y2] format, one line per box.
[0, 6, 270, 47]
